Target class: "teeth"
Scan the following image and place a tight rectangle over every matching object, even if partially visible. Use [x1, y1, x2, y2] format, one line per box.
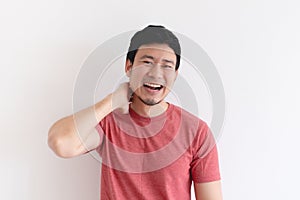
[144, 83, 162, 88]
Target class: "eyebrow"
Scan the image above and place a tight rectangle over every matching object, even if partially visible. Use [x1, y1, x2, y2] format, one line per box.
[140, 55, 154, 60]
[140, 55, 175, 65]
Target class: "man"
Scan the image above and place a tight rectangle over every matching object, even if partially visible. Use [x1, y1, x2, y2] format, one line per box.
[48, 25, 223, 200]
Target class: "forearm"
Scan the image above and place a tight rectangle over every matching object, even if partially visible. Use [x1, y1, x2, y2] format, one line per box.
[74, 93, 114, 141]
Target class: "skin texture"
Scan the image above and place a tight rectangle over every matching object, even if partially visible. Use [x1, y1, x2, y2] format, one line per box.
[48, 43, 222, 200]
[194, 181, 223, 200]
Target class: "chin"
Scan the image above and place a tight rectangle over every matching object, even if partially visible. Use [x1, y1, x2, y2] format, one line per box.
[139, 97, 162, 106]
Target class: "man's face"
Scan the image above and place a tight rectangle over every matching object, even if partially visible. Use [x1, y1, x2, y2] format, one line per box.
[126, 43, 178, 106]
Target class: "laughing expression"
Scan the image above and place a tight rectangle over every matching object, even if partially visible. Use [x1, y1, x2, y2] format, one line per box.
[126, 43, 178, 107]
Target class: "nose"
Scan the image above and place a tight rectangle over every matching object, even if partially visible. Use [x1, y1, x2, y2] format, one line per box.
[147, 63, 163, 78]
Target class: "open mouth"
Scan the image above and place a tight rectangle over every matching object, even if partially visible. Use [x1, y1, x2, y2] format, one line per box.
[143, 82, 164, 91]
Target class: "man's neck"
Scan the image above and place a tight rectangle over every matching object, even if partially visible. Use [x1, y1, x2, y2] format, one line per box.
[130, 99, 169, 118]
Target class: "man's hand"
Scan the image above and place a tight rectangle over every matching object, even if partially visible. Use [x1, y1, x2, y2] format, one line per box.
[111, 82, 133, 114]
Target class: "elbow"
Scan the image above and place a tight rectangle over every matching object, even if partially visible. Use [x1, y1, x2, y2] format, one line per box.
[48, 135, 68, 158]
[48, 128, 78, 159]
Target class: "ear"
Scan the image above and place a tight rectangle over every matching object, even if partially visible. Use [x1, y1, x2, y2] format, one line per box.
[125, 59, 133, 77]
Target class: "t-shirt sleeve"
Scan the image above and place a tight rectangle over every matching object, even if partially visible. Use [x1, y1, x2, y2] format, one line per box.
[190, 122, 221, 183]
[94, 119, 106, 152]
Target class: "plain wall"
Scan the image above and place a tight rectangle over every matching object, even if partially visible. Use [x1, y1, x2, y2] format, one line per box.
[1, 0, 299, 199]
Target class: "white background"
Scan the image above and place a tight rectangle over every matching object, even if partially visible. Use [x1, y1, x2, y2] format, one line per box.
[1, 0, 299, 199]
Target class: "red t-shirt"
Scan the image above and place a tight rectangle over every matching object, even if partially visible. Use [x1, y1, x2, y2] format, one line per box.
[95, 104, 220, 200]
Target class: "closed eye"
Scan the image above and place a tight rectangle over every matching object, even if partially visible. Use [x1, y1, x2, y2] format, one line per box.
[162, 65, 174, 70]
[143, 61, 153, 65]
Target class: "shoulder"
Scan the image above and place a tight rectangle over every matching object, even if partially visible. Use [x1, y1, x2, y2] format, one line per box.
[170, 103, 208, 128]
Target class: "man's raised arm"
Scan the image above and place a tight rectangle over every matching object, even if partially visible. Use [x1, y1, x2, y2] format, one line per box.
[47, 83, 130, 158]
